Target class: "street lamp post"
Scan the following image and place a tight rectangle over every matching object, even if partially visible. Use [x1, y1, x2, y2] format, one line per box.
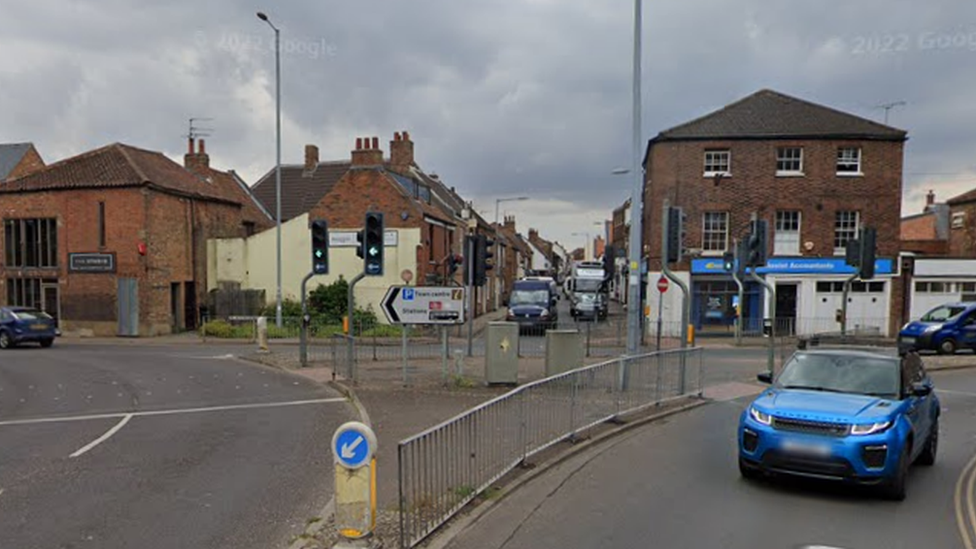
[625, 0, 644, 355]
[495, 196, 529, 224]
[257, 11, 283, 329]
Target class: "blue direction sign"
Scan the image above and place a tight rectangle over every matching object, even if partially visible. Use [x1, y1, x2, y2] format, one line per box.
[332, 422, 377, 469]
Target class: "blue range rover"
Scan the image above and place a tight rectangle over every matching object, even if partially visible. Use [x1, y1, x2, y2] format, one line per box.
[738, 348, 939, 500]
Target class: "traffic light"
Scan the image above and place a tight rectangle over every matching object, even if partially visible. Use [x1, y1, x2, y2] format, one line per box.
[722, 251, 734, 272]
[356, 229, 365, 259]
[363, 212, 384, 276]
[858, 227, 877, 280]
[845, 238, 861, 268]
[666, 206, 684, 264]
[736, 239, 748, 278]
[746, 219, 768, 267]
[311, 219, 329, 275]
[474, 233, 494, 286]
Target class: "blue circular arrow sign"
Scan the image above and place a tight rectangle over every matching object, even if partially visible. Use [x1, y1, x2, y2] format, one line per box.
[332, 422, 377, 469]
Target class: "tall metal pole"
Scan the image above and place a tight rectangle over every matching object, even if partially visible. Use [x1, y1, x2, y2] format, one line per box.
[274, 26, 283, 329]
[299, 272, 314, 367]
[346, 272, 366, 382]
[661, 199, 691, 391]
[467, 234, 475, 357]
[625, 0, 644, 355]
[731, 237, 745, 346]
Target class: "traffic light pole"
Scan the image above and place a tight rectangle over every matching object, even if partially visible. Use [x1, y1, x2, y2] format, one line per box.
[840, 273, 858, 336]
[466, 234, 475, 357]
[661, 200, 691, 391]
[730, 238, 745, 347]
[299, 271, 315, 368]
[347, 271, 366, 382]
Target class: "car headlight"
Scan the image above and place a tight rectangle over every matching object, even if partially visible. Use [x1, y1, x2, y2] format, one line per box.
[851, 421, 891, 436]
[900, 323, 910, 331]
[923, 324, 941, 334]
[540, 309, 550, 317]
[506, 311, 515, 320]
[749, 407, 772, 426]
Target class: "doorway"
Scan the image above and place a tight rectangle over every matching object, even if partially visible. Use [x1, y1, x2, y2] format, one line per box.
[775, 283, 798, 336]
[41, 283, 60, 327]
[170, 282, 182, 333]
[184, 281, 197, 331]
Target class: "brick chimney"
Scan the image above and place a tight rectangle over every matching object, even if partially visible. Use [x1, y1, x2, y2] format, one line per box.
[390, 130, 414, 170]
[504, 215, 516, 231]
[304, 144, 319, 176]
[351, 136, 383, 167]
[184, 137, 210, 171]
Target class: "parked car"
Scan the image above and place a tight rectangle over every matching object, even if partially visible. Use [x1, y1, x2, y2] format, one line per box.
[0, 306, 58, 349]
[738, 348, 939, 500]
[898, 301, 976, 355]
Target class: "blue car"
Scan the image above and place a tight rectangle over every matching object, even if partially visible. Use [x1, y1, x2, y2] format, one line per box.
[738, 348, 939, 500]
[0, 306, 58, 349]
[898, 301, 976, 355]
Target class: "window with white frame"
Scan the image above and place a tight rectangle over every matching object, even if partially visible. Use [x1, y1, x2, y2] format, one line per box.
[836, 147, 862, 175]
[703, 150, 730, 176]
[834, 210, 859, 254]
[952, 212, 966, 229]
[774, 211, 801, 255]
[702, 212, 729, 252]
[776, 147, 803, 175]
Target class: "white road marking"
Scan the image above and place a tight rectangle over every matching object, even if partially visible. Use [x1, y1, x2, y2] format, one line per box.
[0, 398, 346, 427]
[70, 414, 133, 458]
[936, 389, 976, 398]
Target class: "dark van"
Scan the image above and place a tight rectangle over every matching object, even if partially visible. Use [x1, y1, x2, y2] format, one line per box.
[898, 301, 976, 355]
[506, 280, 558, 334]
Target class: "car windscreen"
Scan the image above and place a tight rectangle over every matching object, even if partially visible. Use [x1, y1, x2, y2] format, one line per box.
[11, 309, 52, 321]
[574, 279, 602, 292]
[920, 305, 968, 322]
[510, 290, 549, 306]
[776, 353, 900, 399]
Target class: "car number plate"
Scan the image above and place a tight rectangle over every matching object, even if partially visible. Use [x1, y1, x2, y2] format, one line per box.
[901, 337, 915, 344]
[781, 440, 831, 457]
[31, 324, 47, 331]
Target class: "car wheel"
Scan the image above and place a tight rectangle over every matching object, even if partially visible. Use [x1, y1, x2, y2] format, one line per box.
[916, 419, 938, 466]
[0, 331, 12, 349]
[938, 338, 958, 355]
[881, 444, 910, 501]
[738, 457, 761, 480]
[40, 338, 54, 349]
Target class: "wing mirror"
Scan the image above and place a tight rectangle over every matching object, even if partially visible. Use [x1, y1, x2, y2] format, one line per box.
[757, 371, 773, 384]
[910, 382, 932, 397]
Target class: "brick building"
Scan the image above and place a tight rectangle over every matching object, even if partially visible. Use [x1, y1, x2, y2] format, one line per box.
[494, 215, 534, 303]
[0, 143, 45, 181]
[0, 142, 252, 336]
[901, 190, 949, 256]
[947, 187, 976, 257]
[641, 89, 908, 336]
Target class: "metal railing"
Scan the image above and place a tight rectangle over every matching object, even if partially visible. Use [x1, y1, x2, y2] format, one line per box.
[397, 347, 704, 548]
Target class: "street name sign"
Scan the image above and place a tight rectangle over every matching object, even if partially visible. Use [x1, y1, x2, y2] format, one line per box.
[381, 286, 466, 325]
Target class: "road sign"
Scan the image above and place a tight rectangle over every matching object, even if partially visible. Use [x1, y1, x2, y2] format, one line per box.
[381, 286, 466, 325]
[657, 276, 669, 293]
[332, 421, 377, 470]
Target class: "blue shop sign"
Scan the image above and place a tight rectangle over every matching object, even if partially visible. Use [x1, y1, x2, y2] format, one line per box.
[691, 257, 894, 275]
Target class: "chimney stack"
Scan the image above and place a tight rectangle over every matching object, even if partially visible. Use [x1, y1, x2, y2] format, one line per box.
[351, 136, 384, 167]
[184, 137, 210, 171]
[504, 215, 516, 231]
[926, 190, 935, 207]
[390, 130, 415, 170]
[304, 144, 319, 175]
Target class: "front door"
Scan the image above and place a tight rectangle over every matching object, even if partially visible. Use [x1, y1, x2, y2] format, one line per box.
[170, 282, 182, 333]
[776, 283, 798, 336]
[41, 284, 60, 327]
[184, 281, 198, 331]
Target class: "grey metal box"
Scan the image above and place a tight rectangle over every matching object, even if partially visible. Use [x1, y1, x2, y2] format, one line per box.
[545, 329, 584, 377]
[485, 322, 519, 385]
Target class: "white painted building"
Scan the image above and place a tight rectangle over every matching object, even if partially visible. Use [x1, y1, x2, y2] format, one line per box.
[907, 258, 976, 320]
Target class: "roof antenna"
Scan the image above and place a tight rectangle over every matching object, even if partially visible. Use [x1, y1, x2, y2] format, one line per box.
[184, 117, 215, 141]
[875, 101, 906, 125]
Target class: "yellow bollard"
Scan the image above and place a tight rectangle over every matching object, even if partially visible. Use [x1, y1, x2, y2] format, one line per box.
[343, 315, 350, 335]
[687, 324, 695, 346]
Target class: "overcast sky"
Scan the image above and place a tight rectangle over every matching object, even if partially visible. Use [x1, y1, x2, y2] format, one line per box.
[2, 0, 975, 249]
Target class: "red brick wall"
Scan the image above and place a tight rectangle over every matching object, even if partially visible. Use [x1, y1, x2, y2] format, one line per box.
[901, 214, 937, 240]
[948, 202, 976, 257]
[0, 187, 244, 335]
[642, 139, 905, 271]
[7, 146, 46, 180]
[901, 239, 948, 256]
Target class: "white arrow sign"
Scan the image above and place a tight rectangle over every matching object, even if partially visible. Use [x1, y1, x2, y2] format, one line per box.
[369, 246, 379, 256]
[381, 286, 466, 325]
[341, 435, 364, 460]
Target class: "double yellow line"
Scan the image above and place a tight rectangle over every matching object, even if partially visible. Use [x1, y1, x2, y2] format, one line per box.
[957, 451, 976, 549]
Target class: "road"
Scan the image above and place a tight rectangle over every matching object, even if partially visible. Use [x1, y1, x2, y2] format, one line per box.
[0, 342, 354, 549]
[447, 367, 976, 549]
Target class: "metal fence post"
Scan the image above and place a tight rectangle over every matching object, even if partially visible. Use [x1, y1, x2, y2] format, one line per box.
[696, 348, 704, 397]
[585, 321, 591, 358]
[402, 324, 409, 386]
[570, 371, 579, 441]
[441, 326, 449, 386]
[518, 390, 527, 465]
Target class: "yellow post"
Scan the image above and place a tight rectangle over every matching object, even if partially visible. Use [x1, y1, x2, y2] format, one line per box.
[343, 315, 350, 335]
[687, 324, 695, 346]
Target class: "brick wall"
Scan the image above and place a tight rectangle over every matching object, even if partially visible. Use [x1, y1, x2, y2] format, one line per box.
[642, 139, 905, 271]
[948, 202, 976, 257]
